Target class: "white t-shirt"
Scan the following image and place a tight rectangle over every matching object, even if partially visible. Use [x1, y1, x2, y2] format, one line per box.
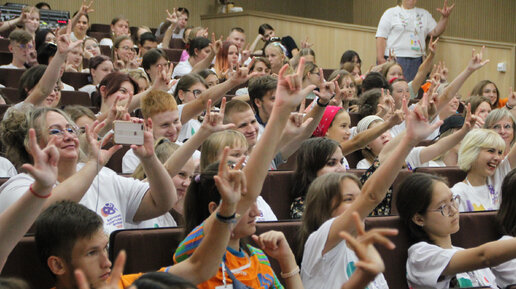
[256, 196, 277, 222]
[451, 157, 511, 212]
[177, 104, 201, 143]
[0, 63, 23, 69]
[122, 143, 201, 174]
[490, 235, 516, 288]
[356, 146, 426, 170]
[171, 60, 193, 79]
[301, 218, 388, 289]
[79, 84, 97, 96]
[376, 6, 437, 58]
[124, 212, 177, 229]
[407, 241, 497, 289]
[99, 38, 113, 47]
[0, 156, 17, 177]
[62, 82, 75, 91]
[0, 164, 149, 236]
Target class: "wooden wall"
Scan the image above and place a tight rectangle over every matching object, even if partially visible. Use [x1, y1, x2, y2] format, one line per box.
[21, 0, 214, 28]
[352, 0, 516, 44]
[201, 11, 515, 98]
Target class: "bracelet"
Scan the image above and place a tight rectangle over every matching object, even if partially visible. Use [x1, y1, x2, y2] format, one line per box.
[29, 184, 51, 199]
[506, 103, 514, 110]
[316, 98, 329, 107]
[280, 266, 300, 279]
[216, 212, 238, 224]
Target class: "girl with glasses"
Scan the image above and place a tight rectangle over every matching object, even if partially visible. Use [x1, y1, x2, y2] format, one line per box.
[397, 172, 516, 288]
[484, 108, 516, 157]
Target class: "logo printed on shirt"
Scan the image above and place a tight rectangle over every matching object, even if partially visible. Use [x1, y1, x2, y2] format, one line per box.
[101, 202, 117, 217]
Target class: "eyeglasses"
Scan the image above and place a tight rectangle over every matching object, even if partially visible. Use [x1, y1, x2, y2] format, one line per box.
[120, 46, 136, 52]
[429, 195, 460, 217]
[48, 127, 78, 138]
[492, 123, 513, 132]
[15, 43, 34, 50]
[185, 89, 202, 97]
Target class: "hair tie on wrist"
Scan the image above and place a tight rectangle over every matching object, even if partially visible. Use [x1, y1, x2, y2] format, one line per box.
[30, 184, 51, 199]
[280, 266, 300, 279]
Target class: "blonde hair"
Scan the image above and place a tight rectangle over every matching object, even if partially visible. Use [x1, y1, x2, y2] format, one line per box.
[200, 130, 248, 172]
[140, 90, 178, 119]
[483, 108, 516, 146]
[458, 129, 505, 172]
[132, 138, 180, 179]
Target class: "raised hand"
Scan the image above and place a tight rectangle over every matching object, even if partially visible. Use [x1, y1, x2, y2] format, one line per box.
[436, 0, 455, 18]
[275, 57, 316, 110]
[315, 71, 337, 105]
[386, 108, 404, 127]
[283, 100, 313, 137]
[239, 44, 251, 66]
[151, 62, 176, 91]
[462, 103, 478, 131]
[228, 65, 257, 85]
[78, 0, 95, 16]
[131, 119, 155, 160]
[428, 36, 439, 54]
[210, 33, 223, 56]
[166, 8, 178, 24]
[201, 98, 236, 133]
[376, 89, 395, 118]
[76, 251, 127, 289]
[405, 91, 443, 143]
[84, 120, 122, 166]
[301, 37, 313, 49]
[22, 129, 59, 192]
[339, 212, 397, 278]
[57, 21, 83, 54]
[467, 46, 490, 72]
[214, 147, 246, 207]
[507, 87, 516, 109]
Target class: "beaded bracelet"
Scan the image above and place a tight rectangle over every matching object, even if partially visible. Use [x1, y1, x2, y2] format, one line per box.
[280, 266, 300, 279]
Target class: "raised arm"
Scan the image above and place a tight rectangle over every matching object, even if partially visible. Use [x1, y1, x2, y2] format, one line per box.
[428, 0, 455, 37]
[342, 110, 403, 156]
[435, 47, 489, 113]
[130, 122, 176, 222]
[0, 129, 58, 271]
[57, 0, 94, 36]
[169, 148, 245, 284]
[410, 36, 438, 95]
[323, 94, 443, 254]
[418, 103, 476, 164]
[164, 98, 234, 176]
[339, 212, 397, 289]
[25, 23, 83, 106]
[161, 8, 178, 49]
[191, 34, 220, 74]
[180, 66, 254, 124]
[240, 58, 315, 215]
[0, 9, 29, 33]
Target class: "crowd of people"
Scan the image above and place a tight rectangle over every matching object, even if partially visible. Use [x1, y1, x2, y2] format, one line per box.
[0, 0, 516, 288]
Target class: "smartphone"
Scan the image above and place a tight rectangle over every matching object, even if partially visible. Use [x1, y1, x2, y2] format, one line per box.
[113, 121, 144, 145]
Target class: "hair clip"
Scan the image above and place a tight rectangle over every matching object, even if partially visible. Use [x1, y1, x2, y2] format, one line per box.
[194, 174, 201, 183]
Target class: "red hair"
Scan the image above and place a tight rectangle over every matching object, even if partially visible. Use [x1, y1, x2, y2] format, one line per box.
[214, 41, 237, 78]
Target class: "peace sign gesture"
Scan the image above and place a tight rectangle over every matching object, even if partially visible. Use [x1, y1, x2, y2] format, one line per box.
[57, 21, 83, 55]
[22, 129, 59, 192]
[275, 57, 316, 110]
[78, 0, 95, 16]
[166, 8, 178, 25]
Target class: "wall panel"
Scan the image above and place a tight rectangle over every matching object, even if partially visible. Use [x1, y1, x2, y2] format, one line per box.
[202, 11, 515, 97]
[353, 0, 516, 44]
[21, 0, 213, 29]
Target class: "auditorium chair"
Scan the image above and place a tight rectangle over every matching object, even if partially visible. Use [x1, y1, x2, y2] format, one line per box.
[0, 51, 12, 65]
[0, 38, 10, 52]
[0, 87, 21, 104]
[60, 90, 91, 106]
[0, 68, 24, 88]
[414, 166, 467, 188]
[61, 71, 91, 90]
[168, 38, 185, 49]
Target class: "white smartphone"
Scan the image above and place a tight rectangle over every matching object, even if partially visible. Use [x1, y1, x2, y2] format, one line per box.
[113, 121, 144, 145]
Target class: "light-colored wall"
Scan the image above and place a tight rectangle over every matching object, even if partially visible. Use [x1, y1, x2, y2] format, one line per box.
[201, 11, 515, 98]
[22, 0, 214, 28]
[352, 0, 516, 44]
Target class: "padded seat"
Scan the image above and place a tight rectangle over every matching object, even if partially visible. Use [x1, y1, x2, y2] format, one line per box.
[100, 45, 112, 57]
[413, 166, 466, 188]
[0, 68, 25, 88]
[61, 71, 91, 90]
[349, 112, 361, 127]
[60, 90, 91, 106]
[169, 38, 185, 49]
[0, 52, 12, 65]
[260, 171, 295, 220]
[88, 31, 111, 43]
[322, 68, 334, 80]
[90, 23, 110, 33]
[105, 145, 131, 173]
[0, 87, 21, 104]
[163, 48, 183, 63]
[0, 38, 9, 52]
[0, 236, 55, 289]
